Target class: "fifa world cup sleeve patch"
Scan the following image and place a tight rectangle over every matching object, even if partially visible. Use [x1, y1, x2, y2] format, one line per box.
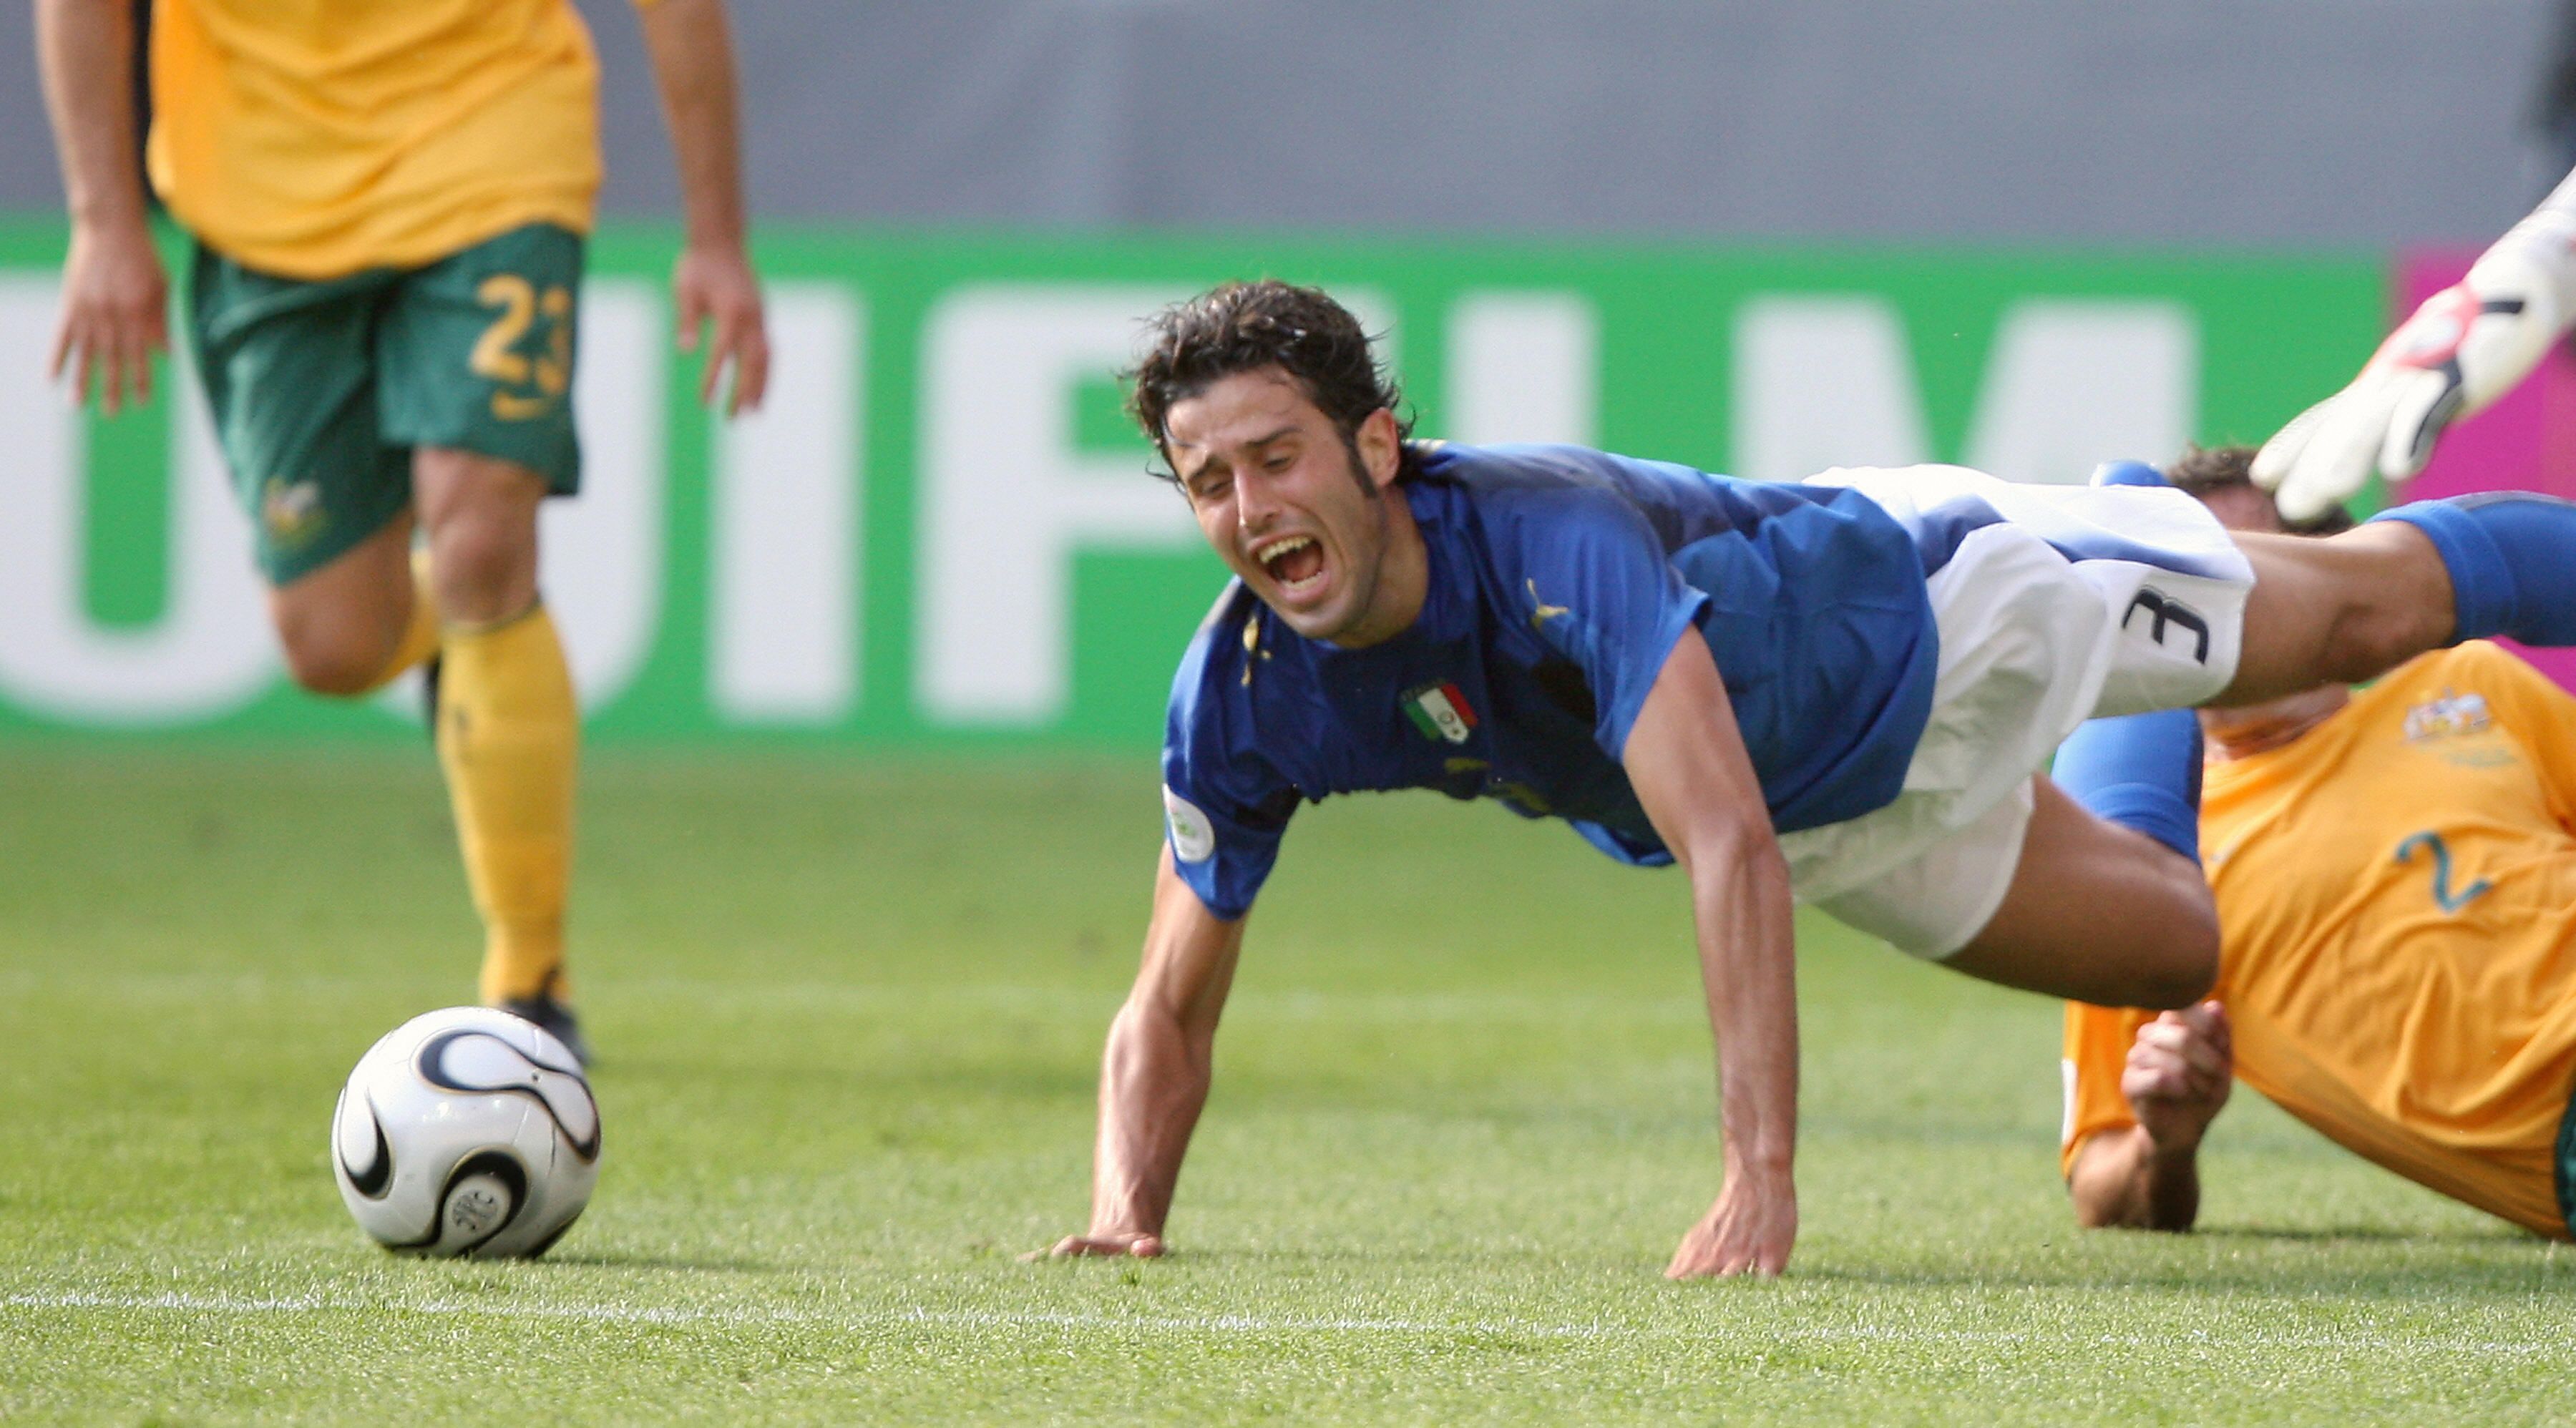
[1162, 785, 1218, 864]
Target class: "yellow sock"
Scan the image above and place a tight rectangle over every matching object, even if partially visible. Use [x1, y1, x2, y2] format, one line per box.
[436, 603, 579, 1005]
[356, 549, 441, 694]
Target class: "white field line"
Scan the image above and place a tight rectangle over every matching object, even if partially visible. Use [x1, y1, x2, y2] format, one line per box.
[4, 1290, 2571, 1359]
[0, 1291, 1614, 1339]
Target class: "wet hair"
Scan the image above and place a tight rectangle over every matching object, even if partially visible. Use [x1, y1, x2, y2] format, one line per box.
[1126, 280, 1411, 481]
[2163, 444, 2355, 536]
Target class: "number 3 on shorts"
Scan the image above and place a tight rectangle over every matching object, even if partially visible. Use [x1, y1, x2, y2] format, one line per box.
[470, 274, 574, 421]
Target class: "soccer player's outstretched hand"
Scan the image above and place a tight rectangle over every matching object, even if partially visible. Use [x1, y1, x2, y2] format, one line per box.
[2253, 249, 2565, 522]
[672, 241, 771, 417]
[2121, 1000, 2232, 1151]
[51, 218, 167, 417]
[1028, 1230, 1164, 1262]
[1664, 1163, 1796, 1279]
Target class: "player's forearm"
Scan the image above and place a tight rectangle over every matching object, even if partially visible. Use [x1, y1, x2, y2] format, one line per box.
[1087, 996, 1216, 1236]
[1684, 826, 1800, 1180]
[2067, 1127, 2200, 1231]
[636, 0, 753, 251]
[34, 0, 150, 230]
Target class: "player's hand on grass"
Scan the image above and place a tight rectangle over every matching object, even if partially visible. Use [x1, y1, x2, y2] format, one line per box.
[1028, 1229, 1164, 1262]
[672, 242, 770, 417]
[1664, 1162, 1795, 1280]
[50, 217, 167, 417]
[2253, 249, 2565, 522]
[2121, 1000, 2232, 1153]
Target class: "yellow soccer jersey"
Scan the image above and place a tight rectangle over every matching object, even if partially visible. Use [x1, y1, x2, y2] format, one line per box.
[2063, 642, 2576, 1238]
[145, 0, 656, 280]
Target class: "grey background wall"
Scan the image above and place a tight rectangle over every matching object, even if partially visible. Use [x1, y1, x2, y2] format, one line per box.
[2, 1, 2567, 244]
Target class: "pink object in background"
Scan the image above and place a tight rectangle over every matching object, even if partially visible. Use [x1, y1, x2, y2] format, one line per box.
[2395, 249, 2576, 690]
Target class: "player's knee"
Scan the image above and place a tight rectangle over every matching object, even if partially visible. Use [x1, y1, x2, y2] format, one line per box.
[274, 615, 394, 697]
[424, 517, 537, 623]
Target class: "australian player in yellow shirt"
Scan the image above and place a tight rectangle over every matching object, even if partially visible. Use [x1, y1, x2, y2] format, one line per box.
[35, 0, 773, 1060]
[2059, 448, 2576, 1239]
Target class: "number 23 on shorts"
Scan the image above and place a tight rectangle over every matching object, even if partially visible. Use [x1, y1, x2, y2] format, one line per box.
[469, 273, 573, 421]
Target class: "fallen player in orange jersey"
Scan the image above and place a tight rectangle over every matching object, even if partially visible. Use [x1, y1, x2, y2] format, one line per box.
[2062, 449, 2576, 1239]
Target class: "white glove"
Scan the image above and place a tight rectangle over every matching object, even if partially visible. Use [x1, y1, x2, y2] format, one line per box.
[2252, 246, 2567, 522]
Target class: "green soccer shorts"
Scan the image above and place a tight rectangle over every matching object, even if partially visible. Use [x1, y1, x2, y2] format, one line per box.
[185, 222, 586, 585]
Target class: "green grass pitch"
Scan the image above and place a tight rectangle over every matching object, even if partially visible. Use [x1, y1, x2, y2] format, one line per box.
[1, 745, 2571, 1423]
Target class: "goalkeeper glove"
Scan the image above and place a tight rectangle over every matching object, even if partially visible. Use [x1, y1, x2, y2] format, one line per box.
[2253, 245, 2569, 522]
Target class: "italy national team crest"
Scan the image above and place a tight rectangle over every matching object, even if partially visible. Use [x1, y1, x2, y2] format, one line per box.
[1402, 681, 1478, 744]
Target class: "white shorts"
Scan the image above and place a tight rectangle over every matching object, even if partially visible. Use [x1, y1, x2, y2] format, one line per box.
[1775, 465, 2253, 959]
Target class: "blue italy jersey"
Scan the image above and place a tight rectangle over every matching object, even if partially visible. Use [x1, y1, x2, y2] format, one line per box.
[1160, 443, 1942, 919]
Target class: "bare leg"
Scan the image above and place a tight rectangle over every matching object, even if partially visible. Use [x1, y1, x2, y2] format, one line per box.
[413, 449, 543, 622]
[267, 512, 419, 695]
[2218, 523, 2455, 707]
[1943, 776, 2218, 1009]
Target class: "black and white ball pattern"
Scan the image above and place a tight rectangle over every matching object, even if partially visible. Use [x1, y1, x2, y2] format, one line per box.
[331, 1007, 600, 1258]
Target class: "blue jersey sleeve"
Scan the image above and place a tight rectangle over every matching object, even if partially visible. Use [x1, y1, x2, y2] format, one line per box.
[1161, 602, 1301, 920]
[1496, 479, 1713, 762]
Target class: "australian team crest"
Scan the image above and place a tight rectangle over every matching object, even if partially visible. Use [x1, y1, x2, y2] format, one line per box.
[2404, 689, 2492, 742]
[260, 476, 326, 549]
[1402, 680, 1479, 744]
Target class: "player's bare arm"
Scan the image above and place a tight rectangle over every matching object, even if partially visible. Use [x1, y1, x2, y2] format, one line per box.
[34, 0, 167, 416]
[1621, 628, 1800, 1279]
[635, 0, 771, 415]
[2067, 1002, 2232, 1231]
[1041, 848, 1247, 1260]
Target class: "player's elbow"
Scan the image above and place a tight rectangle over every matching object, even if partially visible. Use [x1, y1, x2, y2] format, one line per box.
[2083, 849, 2220, 1010]
[2134, 878, 2220, 1010]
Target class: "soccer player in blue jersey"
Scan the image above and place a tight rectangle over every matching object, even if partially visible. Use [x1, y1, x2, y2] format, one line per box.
[1038, 280, 2576, 1279]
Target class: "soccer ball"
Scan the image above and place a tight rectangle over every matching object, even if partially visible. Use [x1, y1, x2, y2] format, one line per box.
[331, 1006, 601, 1258]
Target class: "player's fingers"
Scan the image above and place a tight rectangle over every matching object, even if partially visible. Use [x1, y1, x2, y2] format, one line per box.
[2273, 378, 2392, 522]
[114, 315, 153, 414]
[2137, 1020, 2202, 1055]
[2157, 1025, 2226, 1080]
[2250, 395, 2334, 491]
[72, 332, 98, 411]
[135, 303, 166, 405]
[706, 311, 748, 415]
[47, 308, 78, 386]
[104, 323, 141, 417]
[2377, 368, 2463, 482]
[2124, 1064, 2187, 1103]
[674, 278, 706, 356]
[726, 318, 771, 416]
[2277, 410, 2374, 520]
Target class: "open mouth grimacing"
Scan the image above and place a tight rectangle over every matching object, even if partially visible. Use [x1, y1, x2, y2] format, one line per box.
[1261, 535, 1327, 590]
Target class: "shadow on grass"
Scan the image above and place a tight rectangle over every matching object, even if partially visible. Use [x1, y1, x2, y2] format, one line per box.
[2192, 1223, 2533, 1245]
[540, 1251, 790, 1275]
[1798, 1244, 2563, 1299]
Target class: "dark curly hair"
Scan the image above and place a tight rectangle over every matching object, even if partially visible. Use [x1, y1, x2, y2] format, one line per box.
[2164, 444, 2354, 535]
[1126, 280, 1411, 481]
